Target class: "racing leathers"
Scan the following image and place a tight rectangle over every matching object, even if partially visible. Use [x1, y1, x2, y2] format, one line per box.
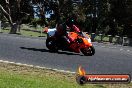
[55, 23, 80, 44]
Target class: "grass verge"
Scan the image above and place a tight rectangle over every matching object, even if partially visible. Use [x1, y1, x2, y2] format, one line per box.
[1, 28, 46, 37]
[0, 62, 132, 88]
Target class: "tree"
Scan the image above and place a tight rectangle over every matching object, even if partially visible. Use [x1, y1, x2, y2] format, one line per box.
[31, 0, 74, 26]
[0, 0, 34, 33]
[109, 0, 132, 37]
[122, 0, 132, 37]
[49, 0, 74, 23]
[31, 0, 49, 26]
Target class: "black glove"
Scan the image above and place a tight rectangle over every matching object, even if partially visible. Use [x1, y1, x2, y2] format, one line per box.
[78, 32, 83, 36]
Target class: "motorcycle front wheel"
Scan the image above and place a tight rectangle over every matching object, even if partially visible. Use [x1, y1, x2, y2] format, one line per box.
[81, 46, 95, 56]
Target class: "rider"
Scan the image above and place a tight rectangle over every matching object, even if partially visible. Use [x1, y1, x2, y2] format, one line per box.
[55, 16, 81, 44]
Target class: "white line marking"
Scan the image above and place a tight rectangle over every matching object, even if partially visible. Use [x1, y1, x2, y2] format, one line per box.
[109, 47, 117, 49]
[127, 50, 130, 52]
[101, 46, 105, 47]
[120, 49, 123, 51]
[0, 60, 76, 74]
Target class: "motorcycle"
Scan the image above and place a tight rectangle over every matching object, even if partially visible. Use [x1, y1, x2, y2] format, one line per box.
[45, 28, 95, 56]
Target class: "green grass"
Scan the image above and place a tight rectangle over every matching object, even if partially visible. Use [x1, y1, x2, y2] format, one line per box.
[0, 72, 101, 88]
[20, 29, 46, 37]
[0, 62, 106, 88]
[94, 35, 116, 43]
[0, 62, 131, 88]
[1, 27, 116, 43]
[1, 28, 46, 37]
[0, 71, 72, 88]
[1, 28, 10, 33]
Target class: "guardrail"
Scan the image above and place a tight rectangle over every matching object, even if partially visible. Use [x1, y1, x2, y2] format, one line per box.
[0, 21, 1, 33]
[90, 33, 132, 46]
[1, 23, 132, 46]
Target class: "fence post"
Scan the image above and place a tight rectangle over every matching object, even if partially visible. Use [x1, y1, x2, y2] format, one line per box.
[108, 35, 112, 43]
[122, 36, 129, 46]
[129, 38, 132, 46]
[99, 34, 103, 42]
[39, 26, 42, 37]
[91, 33, 95, 42]
[38, 25, 42, 37]
[115, 35, 120, 44]
[0, 21, 2, 33]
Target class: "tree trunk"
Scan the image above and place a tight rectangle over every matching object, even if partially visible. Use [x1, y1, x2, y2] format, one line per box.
[9, 23, 18, 34]
[17, 21, 21, 33]
[17, 24, 21, 33]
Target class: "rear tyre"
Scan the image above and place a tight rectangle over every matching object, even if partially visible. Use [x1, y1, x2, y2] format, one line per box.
[90, 46, 95, 55]
[81, 46, 95, 56]
[46, 38, 58, 52]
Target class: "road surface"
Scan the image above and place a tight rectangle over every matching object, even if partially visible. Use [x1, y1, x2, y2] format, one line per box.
[0, 33, 132, 76]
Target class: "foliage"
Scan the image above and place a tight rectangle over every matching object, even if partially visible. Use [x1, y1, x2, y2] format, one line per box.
[1, 0, 132, 37]
[108, 0, 132, 37]
[0, 0, 34, 33]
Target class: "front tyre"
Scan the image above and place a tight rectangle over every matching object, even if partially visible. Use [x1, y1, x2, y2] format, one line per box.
[46, 38, 58, 52]
[81, 46, 95, 56]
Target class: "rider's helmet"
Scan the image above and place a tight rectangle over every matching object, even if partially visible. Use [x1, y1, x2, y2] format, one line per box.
[66, 17, 75, 27]
[66, 15, 77, 27]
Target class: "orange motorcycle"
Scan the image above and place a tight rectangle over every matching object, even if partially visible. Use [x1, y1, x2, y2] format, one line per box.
[45, 28, 95, 56]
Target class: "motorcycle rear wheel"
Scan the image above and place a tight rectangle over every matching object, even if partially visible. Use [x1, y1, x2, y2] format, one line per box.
[81, 46, 95, 56]
[46, 38, 58, 52]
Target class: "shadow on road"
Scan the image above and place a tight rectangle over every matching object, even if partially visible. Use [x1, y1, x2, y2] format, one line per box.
[20, 47, 83, 56]
[57, 51, 82, 56]
[20, 47, 49, 52]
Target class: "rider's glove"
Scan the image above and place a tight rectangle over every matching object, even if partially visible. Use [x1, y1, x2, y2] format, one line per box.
[78, 32, 83, 36]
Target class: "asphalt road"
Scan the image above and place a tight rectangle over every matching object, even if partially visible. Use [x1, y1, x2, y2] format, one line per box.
[0, 33, 132, 76]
